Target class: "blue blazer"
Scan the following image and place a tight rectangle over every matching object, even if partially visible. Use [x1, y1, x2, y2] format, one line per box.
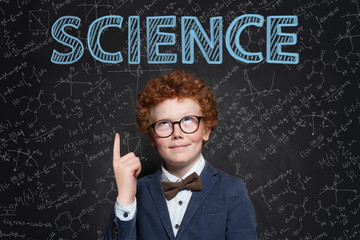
[105, 162, 258, 240]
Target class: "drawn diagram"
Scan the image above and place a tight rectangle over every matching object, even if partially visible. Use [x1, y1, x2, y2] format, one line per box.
[62, 162, 83, 184]
[29, 10, 49, 32]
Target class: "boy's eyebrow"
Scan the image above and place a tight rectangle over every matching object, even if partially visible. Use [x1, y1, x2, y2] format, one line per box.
[153, 113, 200, 122]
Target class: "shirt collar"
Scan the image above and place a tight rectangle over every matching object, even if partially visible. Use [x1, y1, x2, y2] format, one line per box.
[161, 155, 205, 182]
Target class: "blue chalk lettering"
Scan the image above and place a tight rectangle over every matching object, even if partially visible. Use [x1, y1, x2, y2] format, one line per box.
[266, 16, 299, 64]
[87, 15, 123, 64]
[181, 16, 222, 64]
[225, 14, 264, 64]
[50, 14, 300, 65]
[128, 16, 140, 64]
[51, 16, 84, 64]
[147, 16, 177, 64]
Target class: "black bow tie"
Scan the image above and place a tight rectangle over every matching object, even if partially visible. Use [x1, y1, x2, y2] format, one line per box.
[162, 172, 202, 200]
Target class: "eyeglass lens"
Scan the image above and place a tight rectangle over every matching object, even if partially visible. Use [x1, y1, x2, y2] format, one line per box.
[154, 115, 200, 137]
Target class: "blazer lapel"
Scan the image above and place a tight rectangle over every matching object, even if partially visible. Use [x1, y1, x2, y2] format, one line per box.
[147, 169, 175, 240]
[175, 162, 218, 239]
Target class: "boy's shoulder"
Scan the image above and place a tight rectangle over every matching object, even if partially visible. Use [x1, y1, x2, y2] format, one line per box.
[208, 164, 251, 203]
[209, 163, 247, 189]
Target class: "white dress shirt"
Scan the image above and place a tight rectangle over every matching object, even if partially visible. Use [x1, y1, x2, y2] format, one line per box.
[114, 155, 206, 236]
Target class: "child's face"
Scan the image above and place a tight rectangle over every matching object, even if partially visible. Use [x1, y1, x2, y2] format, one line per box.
[149, 98, 211, 172]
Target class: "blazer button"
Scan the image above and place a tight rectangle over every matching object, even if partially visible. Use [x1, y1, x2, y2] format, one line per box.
[174, 224, 180, 229]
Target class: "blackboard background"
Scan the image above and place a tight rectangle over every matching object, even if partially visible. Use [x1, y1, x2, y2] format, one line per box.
[1, 0, 360, 239]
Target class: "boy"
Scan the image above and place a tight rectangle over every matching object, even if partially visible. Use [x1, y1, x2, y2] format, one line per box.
[106, 70, 257, 239]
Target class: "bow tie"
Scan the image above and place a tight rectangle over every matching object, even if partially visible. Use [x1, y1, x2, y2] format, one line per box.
[162, 172, 202, 200]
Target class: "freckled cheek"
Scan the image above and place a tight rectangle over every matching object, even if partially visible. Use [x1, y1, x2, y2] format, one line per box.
[155, 137, 177, 152]
[188, 132, 205, 143]
[154, 139, 167, 149]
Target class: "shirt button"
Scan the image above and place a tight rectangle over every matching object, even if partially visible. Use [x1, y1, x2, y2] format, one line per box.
[178, 201, 183, 206]
[123, 212, 128, 218]
[174, 224, 180, 229]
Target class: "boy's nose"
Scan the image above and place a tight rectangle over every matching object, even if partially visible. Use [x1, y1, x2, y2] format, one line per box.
[171, 123, 184, 139]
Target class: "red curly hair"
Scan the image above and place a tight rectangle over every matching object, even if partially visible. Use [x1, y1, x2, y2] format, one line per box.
[136, 70, 218, 135]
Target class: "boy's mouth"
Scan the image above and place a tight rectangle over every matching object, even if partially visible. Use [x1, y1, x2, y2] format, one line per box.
[169, 144, 190, 149]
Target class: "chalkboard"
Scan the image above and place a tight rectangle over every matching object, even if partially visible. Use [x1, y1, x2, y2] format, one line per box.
[1, 0, 360, 239]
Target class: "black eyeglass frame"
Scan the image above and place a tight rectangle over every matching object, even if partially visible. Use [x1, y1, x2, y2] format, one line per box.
[150, 115, 203, 138]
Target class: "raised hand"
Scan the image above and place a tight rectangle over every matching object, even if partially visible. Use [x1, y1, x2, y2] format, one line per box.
[113, 133, 142, 205]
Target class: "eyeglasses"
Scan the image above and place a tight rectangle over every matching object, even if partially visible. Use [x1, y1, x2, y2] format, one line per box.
[150, 115, 203, 138]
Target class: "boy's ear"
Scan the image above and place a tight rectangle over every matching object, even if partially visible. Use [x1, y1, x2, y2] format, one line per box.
[202, 127, 212, 141]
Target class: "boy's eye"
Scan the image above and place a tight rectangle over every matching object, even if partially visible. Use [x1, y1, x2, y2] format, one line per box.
[183, 116, 194, 123]
[157, 121, 171, 128]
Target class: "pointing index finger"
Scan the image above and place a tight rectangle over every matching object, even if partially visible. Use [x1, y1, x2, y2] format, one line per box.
[113, 133, 121, 159]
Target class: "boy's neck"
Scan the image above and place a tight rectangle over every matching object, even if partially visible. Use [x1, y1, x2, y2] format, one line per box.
[163, 159, 200, 179]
